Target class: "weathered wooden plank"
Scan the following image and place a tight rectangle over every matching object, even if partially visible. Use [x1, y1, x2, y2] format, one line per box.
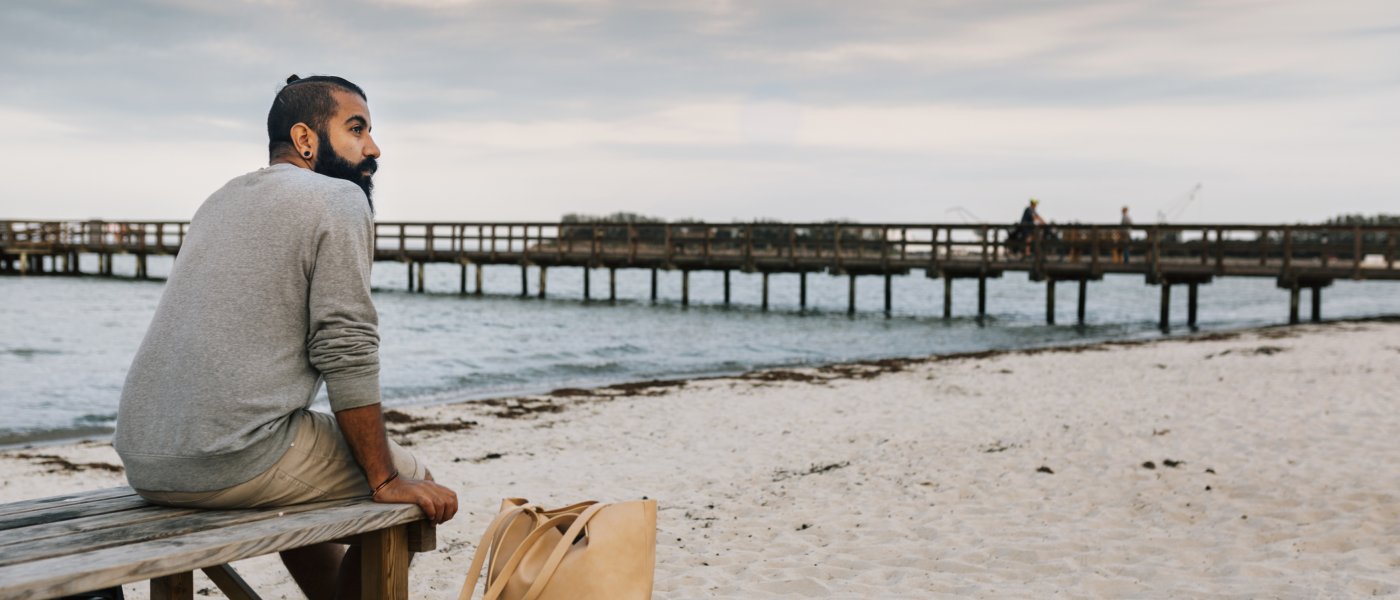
[0, 504, 200, 549]
[0, 495, 152, 534]
[0, 487, 135, 519]
[327, 519, 434, 552]
[0, 500, 423, 599]
[201, 564, 262, 600]
[361, 524, 409, 600]
[0, 497, 367, 567]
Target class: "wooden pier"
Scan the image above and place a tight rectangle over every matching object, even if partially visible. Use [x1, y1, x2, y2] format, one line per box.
[3, 219, 1398, 329]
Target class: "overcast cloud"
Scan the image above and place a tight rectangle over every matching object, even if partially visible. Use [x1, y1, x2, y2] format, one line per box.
[1, 0, 1397, 223]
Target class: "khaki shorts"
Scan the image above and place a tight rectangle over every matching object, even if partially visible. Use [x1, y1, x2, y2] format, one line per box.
[137, 410, 426, 509]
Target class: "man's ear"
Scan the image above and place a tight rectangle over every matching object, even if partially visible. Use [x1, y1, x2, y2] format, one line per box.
[290, 122, 318, 160]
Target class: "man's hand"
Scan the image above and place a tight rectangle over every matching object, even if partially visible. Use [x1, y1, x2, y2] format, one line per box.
[373, 476, 458, 524]
[333, 404, 459, 524]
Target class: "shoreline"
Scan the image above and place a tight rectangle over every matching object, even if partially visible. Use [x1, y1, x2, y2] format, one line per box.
[4, 314, 1395, 452]
[3, 318, 1399, 596]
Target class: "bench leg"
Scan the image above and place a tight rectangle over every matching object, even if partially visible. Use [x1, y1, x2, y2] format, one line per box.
[152, 571, 193, 600]
[361, 524, 410, 600]
[407, 519, 437, 553]
[202, 564, 263, 600]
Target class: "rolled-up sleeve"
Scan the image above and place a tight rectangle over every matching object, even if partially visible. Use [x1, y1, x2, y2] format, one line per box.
[307, 193, 381, 412]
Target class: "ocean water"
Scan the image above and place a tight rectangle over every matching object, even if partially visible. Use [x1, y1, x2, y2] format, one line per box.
[2, 253, 1397, 445]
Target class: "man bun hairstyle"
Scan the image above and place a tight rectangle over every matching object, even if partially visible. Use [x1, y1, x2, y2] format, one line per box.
[266, 74, 367, 159]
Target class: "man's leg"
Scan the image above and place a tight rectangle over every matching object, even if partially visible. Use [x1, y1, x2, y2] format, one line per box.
[275, 410, 430, 598]
[335, 545, 363, 600]
[281, 543, 346, 600]
[280, 541, 414, 600]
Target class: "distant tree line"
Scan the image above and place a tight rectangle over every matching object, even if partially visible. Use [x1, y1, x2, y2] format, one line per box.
[556, 213, 879, 250]
[1317, 213, 1400, 227]
[1238, 213, 1399, 259]
[1287, 213, 1399, 250]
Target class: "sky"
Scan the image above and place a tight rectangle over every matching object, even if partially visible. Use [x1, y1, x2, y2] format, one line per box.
[1, 0, 1397, 224]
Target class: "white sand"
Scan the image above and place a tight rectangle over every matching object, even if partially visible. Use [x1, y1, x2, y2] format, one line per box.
[4, 321, 1399, 598]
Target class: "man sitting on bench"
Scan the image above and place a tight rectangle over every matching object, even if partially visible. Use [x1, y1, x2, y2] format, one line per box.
[114, 74, 458, 600]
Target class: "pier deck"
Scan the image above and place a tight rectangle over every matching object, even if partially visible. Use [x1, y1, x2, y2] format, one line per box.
[4, 220, 1397, 329]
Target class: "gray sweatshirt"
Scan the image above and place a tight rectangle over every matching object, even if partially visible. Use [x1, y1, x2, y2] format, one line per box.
[116, 164, 380, 492]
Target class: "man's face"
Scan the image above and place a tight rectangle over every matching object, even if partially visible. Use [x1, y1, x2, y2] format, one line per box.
[314, 90, 381, 208]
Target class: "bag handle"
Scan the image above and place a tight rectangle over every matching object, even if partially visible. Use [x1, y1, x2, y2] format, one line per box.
[484, 500, 593, 583]
[487, 507, 539, 584]
[539, 499, 596, 516]
[481, 513, 580, 600]
[456, 505, 537, 600]
[458, 500, 604, 600]
[520, 503, 608, 600]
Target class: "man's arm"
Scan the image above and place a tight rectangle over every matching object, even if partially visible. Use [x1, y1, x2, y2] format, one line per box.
[307, 192, 456, 524]
[335, 403, 457, 524]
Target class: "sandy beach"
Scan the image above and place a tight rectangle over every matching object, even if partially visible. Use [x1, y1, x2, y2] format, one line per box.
[3, 320, 1399, 598]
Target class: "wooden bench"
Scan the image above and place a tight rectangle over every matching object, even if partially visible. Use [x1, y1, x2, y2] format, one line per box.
[0, 486, 435, 600]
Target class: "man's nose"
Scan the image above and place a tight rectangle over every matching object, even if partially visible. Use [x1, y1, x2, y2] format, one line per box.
[365, 135, 381, 159]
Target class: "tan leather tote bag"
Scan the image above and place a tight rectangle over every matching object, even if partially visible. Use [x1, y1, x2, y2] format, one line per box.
[457, 497, 658, 600]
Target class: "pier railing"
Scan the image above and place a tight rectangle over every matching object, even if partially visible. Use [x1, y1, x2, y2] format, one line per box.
[4, 220, 1399, 280]
[0, 220, 190, 253]
[360, 221, 1399, 280]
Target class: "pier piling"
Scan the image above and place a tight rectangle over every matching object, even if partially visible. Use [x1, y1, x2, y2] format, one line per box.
[649, 268, 657, 303]
[609, 267, 617, 303]
[474, 264, 483, 296]
[416, 262, 425, 293]
[762, 273, 770, 311]
[682, 270, 690, 306]
[1077, 279, 1087, 325]
[847, 274, 857, 316]
[539, 266, 548, 299]
[976, 276, 987, 320]
[583, 268, 591, 301]
[1288, 284, 1301, 325]
[1311, 286, 1322, 322]
[1188, 283, 1199, 327]
[1159, 284, 1171, 331]
[723, 271, 731, 306]
[1046, 279, 1056, 325]
[883, 274, 892, 317]
[943, 278, 953, 320]
[799, 272, 808, 310]
[459, 262, 467, 294]
[520, 265, 528, 297]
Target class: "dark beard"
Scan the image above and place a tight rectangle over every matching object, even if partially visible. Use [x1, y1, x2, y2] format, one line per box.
[313, 134, 377, 212]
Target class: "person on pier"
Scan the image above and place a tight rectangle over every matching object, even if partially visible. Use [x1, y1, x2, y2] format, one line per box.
[1119, 205, 1133, 263]
[113, 74, 457, 600]
[1015, 198, 1047, 255]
